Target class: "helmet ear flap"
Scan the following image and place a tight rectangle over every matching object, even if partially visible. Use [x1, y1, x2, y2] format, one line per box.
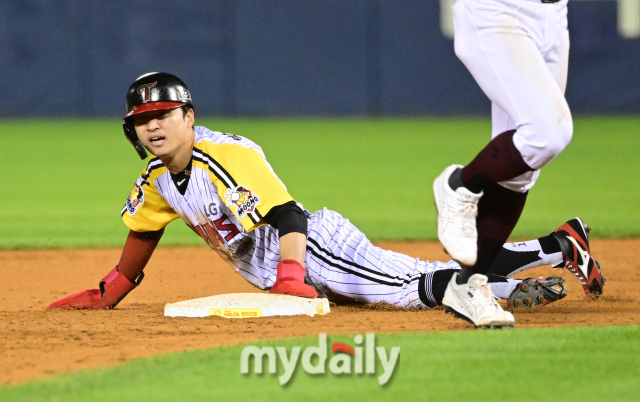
[123, 119, 148, 160]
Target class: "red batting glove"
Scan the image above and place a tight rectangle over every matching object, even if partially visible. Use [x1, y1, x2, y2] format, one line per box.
[269, 259, 318, 298]
[48, 266, 143, 310]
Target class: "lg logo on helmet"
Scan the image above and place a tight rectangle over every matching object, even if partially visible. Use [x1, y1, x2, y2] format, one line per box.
[137, 82, 157, 102]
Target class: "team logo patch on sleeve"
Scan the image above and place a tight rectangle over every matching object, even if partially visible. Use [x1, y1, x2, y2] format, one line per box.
[224, 185, 260, 219]
[125, 184, 145, 215]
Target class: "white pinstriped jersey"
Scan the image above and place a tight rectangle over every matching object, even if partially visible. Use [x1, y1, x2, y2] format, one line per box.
[121, 126, 462, 308]
[122, 126, 291, 288]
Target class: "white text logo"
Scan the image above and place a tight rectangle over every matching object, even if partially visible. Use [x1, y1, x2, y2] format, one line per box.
[240, 333, 400, 386]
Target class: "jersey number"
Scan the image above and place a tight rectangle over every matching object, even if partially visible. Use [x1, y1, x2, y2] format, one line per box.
[213, 213, 240, 241]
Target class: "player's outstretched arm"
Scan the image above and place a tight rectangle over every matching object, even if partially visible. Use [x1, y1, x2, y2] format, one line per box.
[48, 229, 164, 310]
[263, 202, 318, 299]
[270, 232, 318, 298]
[278, 232, 307, 264]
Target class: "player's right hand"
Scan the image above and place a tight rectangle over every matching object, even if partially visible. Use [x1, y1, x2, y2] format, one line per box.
[49, 266, 143, 310]
[269, 259, 318, 299]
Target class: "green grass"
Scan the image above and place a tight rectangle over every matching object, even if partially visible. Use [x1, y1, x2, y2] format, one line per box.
[0, 116, 638, 248]
[2, 326, 639, 401]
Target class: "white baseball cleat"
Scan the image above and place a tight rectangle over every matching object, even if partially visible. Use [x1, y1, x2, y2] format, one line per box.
[433, 164, 482, 266]
[442, 273, 515, 328]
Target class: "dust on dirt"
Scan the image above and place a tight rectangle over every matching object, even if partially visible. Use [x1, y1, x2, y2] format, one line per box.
[1, 239, 639, 385]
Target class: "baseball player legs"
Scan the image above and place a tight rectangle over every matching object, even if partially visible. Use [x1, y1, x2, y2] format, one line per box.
[303, 208, 569, 311]
[435, 0, 580, 327]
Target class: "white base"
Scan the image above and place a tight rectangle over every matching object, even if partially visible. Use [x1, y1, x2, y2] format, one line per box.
[164, 293, 330, 318]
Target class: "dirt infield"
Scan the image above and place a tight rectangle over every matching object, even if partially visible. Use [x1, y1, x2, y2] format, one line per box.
[1, 239, 639, 385]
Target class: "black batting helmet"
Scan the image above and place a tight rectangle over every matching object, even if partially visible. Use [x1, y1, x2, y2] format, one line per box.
[122, 72, 193, 159]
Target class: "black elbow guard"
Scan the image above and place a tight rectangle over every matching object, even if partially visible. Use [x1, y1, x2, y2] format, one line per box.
[264, 201, 308, 237]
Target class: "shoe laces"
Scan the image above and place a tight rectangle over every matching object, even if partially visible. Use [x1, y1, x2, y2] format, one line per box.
[469, 282, 502, 313]
[457, 198, 478, 236]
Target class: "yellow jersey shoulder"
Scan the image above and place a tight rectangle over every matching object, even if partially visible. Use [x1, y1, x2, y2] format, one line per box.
[139, 157, 169, 189]
[121, 157, 178, 232]
[191, 126, 294, 231]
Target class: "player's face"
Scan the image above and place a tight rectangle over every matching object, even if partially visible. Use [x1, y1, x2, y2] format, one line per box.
[132, 108, 195, 158]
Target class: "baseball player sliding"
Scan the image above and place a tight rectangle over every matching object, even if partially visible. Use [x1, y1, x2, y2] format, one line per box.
[49, 73, 602, 320]
[433, 0, 605, 327]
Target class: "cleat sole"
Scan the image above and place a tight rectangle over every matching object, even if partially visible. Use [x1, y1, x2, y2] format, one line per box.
[444, 306, 514, 328]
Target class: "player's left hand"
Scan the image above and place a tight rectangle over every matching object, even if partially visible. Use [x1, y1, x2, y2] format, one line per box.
[269, 259, 318, 298]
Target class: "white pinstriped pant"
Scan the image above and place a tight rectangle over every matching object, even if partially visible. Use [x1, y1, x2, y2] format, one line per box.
[304, 208, 460, 308]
